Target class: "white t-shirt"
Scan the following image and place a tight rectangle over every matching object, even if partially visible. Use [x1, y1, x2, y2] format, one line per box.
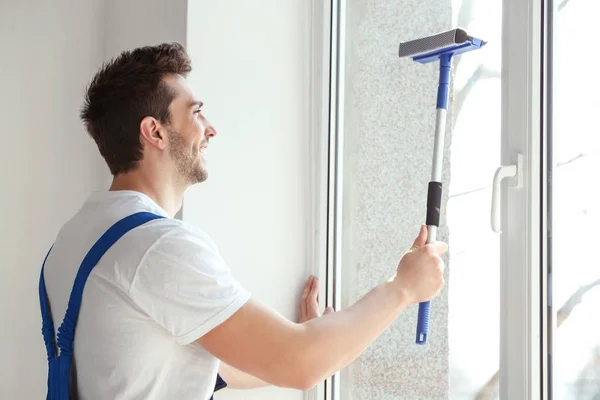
[42, 190, 251, 400]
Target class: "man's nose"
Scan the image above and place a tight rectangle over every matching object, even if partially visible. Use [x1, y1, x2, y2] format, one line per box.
[201, 117, 217, 138]
[204, 124, 217, 138]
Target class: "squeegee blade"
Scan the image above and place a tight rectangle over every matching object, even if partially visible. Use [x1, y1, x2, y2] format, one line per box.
[398, 28, 486, 60]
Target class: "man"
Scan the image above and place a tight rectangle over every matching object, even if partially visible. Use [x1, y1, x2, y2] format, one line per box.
[40, 42, 447, 399]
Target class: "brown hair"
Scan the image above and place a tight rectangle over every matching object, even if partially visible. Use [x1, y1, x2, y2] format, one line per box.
[80, 42, 192, 175]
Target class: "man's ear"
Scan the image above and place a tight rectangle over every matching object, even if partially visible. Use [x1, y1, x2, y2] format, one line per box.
[140, 116, 166, 150]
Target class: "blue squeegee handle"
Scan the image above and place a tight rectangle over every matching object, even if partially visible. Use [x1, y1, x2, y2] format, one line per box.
[416, 53, 452, 345]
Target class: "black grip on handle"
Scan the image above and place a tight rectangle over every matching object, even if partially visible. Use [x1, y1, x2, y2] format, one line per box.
[426, 181, 442, 227]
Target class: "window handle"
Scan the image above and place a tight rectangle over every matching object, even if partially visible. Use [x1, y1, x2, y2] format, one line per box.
[491, 153, 523, 233]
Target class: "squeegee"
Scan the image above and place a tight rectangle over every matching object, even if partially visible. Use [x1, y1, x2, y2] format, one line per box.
[398, 28, 486, 345]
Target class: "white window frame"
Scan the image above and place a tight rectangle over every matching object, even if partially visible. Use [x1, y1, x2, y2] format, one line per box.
[499, 0, 548, 398]
[305, 0, 342, 399]
[322, 0, 345, 399]
[543, 0, 555, 397]
[312, 0, 552, 399]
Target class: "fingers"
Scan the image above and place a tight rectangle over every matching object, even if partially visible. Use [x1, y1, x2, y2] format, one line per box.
[308, 275, 319, 306]
[411, 225, 448, 254]
[306, 276, 320, 319]
[300, 275, 311, 321]
[432, 241, 448, 255]
[299, 275, 336, 322]
[300, 275, 319, 322]
[422, 241, 448, 257]
[411, 224, 428, 248]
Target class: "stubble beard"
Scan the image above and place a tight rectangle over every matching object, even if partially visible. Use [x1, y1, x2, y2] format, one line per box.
[168, 127, 208, 185]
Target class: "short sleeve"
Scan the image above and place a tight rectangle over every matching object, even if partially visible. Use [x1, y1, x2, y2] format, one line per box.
[129, 226, 251, 345]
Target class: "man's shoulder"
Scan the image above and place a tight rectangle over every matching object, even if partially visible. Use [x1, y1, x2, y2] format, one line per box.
[137, 217, 220, 255]
[141, 216, 210, 238]
[131, 217, 230, 285]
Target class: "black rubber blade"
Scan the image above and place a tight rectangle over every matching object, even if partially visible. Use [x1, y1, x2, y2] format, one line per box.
[398, 28, 474, 58]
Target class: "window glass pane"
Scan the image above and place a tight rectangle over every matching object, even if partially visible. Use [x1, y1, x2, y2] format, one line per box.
[447, 0, 502, 399]
[338, 0, 502, 398]
[553, 1, 600, 398]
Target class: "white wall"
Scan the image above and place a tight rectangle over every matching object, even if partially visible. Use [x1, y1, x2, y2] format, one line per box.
[104, 0, 188, 60]
[0, 0, 107, 398]
[184, 1, 313, 399]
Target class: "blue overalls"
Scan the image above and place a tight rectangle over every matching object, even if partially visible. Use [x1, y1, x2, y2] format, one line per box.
[39, 212, 227, 400]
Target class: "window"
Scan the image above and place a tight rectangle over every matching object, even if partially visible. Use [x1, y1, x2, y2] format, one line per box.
[551, 0, 600, 398]
[317, 0, 590, 399]
[333, 0, 505, 398]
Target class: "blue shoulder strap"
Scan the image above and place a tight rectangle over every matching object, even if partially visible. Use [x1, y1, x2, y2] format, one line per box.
[39, 212, 164, 400]
[39, 211, 228, 400]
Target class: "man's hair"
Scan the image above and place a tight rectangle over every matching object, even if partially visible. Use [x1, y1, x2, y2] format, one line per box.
[80, 42, 192, 175]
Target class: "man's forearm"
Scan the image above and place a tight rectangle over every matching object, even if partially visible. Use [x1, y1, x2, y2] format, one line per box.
[296, 281, 409, 386]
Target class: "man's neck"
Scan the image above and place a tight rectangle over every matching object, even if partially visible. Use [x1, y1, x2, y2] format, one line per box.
[109, 170, 186, 218]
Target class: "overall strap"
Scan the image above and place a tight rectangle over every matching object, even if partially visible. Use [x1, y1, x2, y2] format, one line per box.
[40, 246, 61, 400]
[56, 212, 165, 356]
[39, 246, 57, 359]
[39, 211, 164, 400]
